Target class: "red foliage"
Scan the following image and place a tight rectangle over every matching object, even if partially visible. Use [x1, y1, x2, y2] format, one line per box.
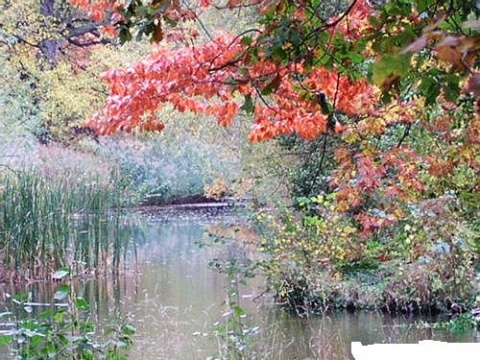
[70, 0, 480, 235]
[329, 0, 376, 39]
[69, 0, 119, 22]
[88, 31, 378, 140]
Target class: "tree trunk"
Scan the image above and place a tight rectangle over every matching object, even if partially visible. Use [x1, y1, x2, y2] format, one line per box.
[38, 0, 65, 64]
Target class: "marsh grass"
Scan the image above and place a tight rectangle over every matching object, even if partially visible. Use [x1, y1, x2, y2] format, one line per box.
[0, 168, 132, 280]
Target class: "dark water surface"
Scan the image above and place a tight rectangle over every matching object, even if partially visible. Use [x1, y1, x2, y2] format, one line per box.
[1, 209, 478, 359]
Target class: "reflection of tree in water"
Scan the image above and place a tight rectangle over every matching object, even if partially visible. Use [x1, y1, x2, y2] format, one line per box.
[1, 213, 476, 359]
[254, 310, 477, 359]
[258, 310, 351, 359]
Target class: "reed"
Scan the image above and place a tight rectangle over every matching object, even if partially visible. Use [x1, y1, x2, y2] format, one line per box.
[0, 168, 132, 280]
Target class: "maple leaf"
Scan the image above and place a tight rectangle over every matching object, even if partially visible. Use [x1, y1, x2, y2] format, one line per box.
[329, 0, 376, 39]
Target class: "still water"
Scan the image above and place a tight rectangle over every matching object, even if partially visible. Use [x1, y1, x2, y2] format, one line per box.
[1, 209, 478, 359]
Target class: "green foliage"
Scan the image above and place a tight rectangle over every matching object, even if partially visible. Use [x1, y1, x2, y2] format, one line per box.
[253, 197, 370, 313]
[208, 258, 259, 359]
[371, 54, 411, 87]
[0, 0, 108, 145]
[200, 227, 262, 359]
[430, 313, 479, 333]
[253, 191, 479, 315]
[0, 282, 134, 359]
[380, 196, 478, 313]
[277, 134, 340, 199]
[0, 147, 134, 276]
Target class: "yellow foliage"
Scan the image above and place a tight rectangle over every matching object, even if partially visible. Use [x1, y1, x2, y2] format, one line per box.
[204, 178, 228, 200]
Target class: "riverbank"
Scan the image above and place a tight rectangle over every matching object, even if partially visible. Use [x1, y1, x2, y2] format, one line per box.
[136, 196, 480, 319]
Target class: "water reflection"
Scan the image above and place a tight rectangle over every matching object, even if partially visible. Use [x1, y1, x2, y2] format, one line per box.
[120, 211, 479, 359]
[0, 210, 477, 359]
[257, 310, 477, 359]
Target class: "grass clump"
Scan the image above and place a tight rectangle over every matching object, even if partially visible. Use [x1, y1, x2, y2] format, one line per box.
[0, 146, 133, 279]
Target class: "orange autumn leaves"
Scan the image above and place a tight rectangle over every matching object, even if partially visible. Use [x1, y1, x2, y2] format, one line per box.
[88, 32, 378, 140]
[75, 0, 379, 140]
[249, 66, 377, 141]
[88, 35, 244, 134]
[72, 0, 480, 234]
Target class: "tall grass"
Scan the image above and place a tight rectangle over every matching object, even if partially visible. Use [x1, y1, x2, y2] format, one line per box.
[0, 168, 132, 280]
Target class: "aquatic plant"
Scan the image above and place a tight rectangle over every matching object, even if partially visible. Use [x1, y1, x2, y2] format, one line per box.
[0, 270, 135, 359]
[0, 168, 132, 279]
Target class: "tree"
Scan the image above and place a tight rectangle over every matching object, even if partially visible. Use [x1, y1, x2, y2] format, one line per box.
[0, 0, 114, 64]
[0, 0, 118, 144]
[71, 0, 480, 233]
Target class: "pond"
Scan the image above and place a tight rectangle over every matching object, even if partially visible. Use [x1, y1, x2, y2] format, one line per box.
[1, 209, 478, 359]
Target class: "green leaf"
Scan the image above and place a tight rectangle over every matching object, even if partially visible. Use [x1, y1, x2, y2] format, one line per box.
[11, 293, 29, 303]
[368, 15, 381, 28]
[122, 324, 136, 336]
[240, 95, 254, 115]
[371, 54, 411, 88]
[119, 27, 133, 44]
[417, 0, 432, 13]
[75, 297, 89, 311]
[39, 309, 55, 319]
[134, 5, 150, 17]
[233, 305, 245, 317]
[347, 51, 364, 64]
[0, 335, 12, 348]
[419, 75, 441, 105]
[269, 46, 287, 63]
[444, 74, 461, 101]
[54, 311, 64, 324]
[54, 284, 70, 301]
[241, 36, 253, 46]
[296, 196, 311, 207]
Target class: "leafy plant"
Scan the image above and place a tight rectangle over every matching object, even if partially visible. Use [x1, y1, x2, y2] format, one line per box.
[418, 313, 480, 333]
[203, 227, 261, 359]
[0, 270, 135, 359]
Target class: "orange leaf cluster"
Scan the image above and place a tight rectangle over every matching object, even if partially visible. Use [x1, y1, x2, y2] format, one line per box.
[69, 0, 119, 22]
[88, 35, 245, 134]
[88, 30, 379, 139]
[329, 0, 376, 39]
[330, 144, 428, 233]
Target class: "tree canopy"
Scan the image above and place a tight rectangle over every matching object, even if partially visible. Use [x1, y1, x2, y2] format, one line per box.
[69, 0, 480, 233]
